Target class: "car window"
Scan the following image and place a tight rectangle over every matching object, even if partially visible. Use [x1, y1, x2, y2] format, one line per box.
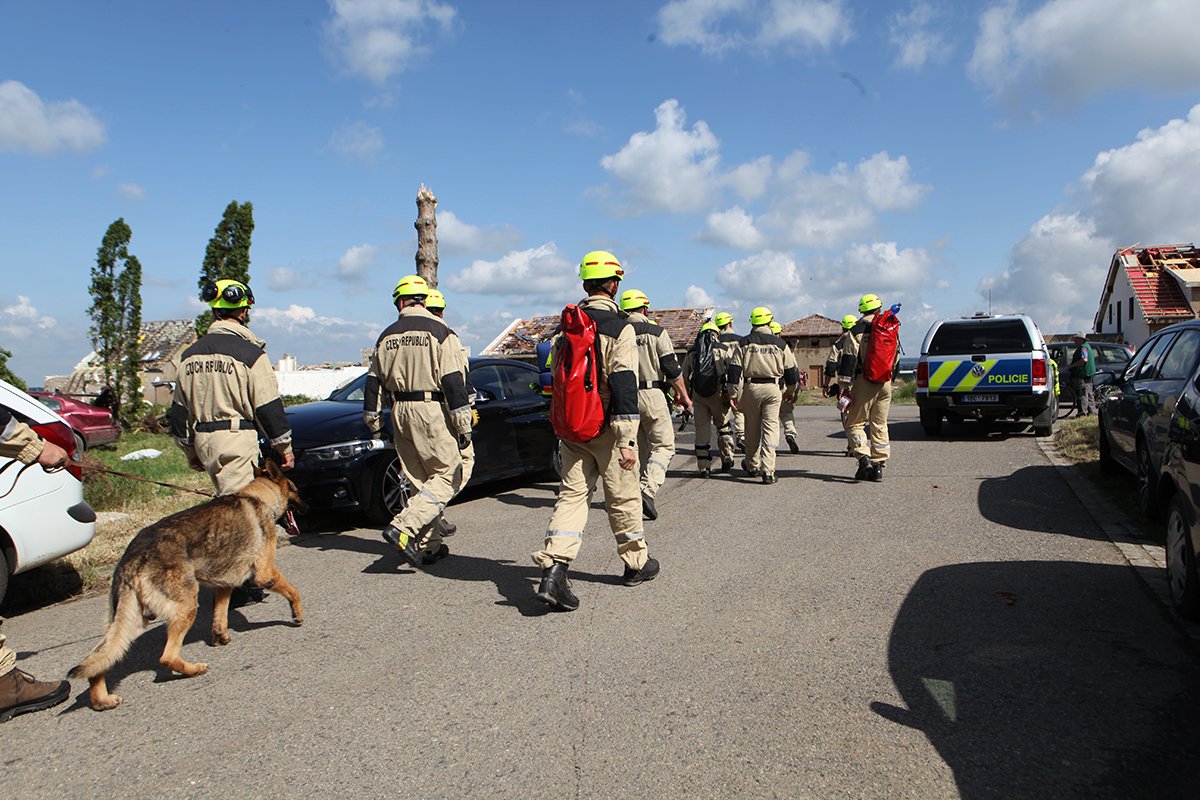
[1094, 346, 1130, 368]
[1123, 343, 1152, 380]
[928, 320, 1033, 355]
[500, 364, 542, 399]
[1135, 333, 1178, 379]
[330, 374, 367, 401]
[1157, 330, 1200, 380]
[469, 364, 507, 400]
[36, 397, 63, 412]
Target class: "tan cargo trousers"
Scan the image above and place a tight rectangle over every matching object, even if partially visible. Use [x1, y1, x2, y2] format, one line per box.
[692, 392, 733, 469]
[780, 396, 797, 438]
[742, 382, 782, 476]
[391, 400, 465, 553]
[532, 427, 648, 570]
[846, 376, 893, 463]
[636, 388, 675, 500]
[194, 429, 261, 495]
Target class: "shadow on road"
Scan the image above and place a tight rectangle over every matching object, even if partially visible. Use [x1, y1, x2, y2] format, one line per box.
[977, 465, 1107, 540]
[872, 561, 1200, 798]
[889, 419, 1034, 443]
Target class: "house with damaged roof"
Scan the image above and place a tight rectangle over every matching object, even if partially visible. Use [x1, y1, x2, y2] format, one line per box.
[481, 306, 715, 362]
[44, 319, 197, 405]
[1095, 244, 1200, 348]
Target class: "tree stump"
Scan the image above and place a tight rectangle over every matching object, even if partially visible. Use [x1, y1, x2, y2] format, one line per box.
[415, 184, 439, 287]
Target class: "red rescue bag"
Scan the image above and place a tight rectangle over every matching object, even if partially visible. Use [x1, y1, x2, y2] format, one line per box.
[862, 307, 900, 383]
[550, 305, 606, 442]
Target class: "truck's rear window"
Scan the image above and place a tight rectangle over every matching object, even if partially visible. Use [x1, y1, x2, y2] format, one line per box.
[928, 321, 1033, 355]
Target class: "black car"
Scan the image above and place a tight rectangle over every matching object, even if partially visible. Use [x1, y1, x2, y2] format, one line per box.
[1047, 341, 1133, 415]
[285, 357, 558, 522]
[1098, 321, 1200, 515]
[1161, 362, 1200, 619]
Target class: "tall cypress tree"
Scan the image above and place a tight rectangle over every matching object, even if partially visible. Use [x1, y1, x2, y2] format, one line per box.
[0, 348, 26, 391]
[195, 200, 255, 336]
[88, 218, 144, 429]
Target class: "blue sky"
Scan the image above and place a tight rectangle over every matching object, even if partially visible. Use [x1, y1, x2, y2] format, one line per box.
[4, 0, 1200, 384]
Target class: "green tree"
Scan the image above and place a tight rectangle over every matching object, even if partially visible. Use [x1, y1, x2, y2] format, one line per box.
[0, 348, 27, 391]
[88, 218, 144, 429]
[195, 200, 255, 336]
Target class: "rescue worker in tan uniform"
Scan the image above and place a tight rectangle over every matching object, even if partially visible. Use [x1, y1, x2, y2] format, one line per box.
[770, 320, 799, 454]
[681, 322, 733, 477]
[838, 293, 901, 482]
[365, 275, 473, 567]
[824, 314, 857, 455]
[533, 250, 656, 611]
[716, 312, 745, 457]
[425, 288, 474, 537]
[726, 306, 799, 484]
[620, 289, 691, 520]
[170, 279, 294, 493]
[0, 410, 71, 722]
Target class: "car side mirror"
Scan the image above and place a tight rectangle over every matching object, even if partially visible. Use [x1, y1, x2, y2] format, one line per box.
[474, 388, 496, 404]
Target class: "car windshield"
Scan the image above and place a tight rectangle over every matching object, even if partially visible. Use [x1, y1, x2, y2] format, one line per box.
[329, 374, 368, 401]
[928, 320, 1033, 355]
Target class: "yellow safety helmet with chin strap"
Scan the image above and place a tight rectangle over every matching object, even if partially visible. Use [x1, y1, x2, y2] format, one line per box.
[579, 250, 624, 281]
[714, 312, 733, 328]
[392, 274, 431, 302]
[700, 322, 719, 333]
[203, 279, 255, 310]
[841, 314, 857, 330]
[619, 288, 650, 312]
[858, 293, 882, 314]
[749, 306, 774, 326]
[426, 289, 446, 310]
[769, 321, 782, 334]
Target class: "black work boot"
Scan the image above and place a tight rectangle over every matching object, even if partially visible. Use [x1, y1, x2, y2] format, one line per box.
[854, 455, 873, 481]
[535, 563, 579, 611]
[641, 491, 658, 521]
[699, 467, 711, 478]
[230, 579, 268, 608]
[870, 462, 884, 482]
[435, 514, 457, 537]
[0, 668, 70, 723]
[786, 434, 799, 454]
[720, 457, 734, 473]
[761, 472, 777, 485]
[382, 525, 424, 567]
[741, 458, 759, 477]
[421, 543, 450, 565]
[622, 557, 661, 586]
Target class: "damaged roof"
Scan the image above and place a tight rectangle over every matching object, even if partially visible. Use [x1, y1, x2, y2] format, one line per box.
[1096, 245, 1200, 329]
[779, 314, 843, 338]
[481, 306, 714, 356]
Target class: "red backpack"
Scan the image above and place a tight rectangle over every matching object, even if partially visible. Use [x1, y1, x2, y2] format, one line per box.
[862, 306, 901, 383]
[550, 304, 606, 442]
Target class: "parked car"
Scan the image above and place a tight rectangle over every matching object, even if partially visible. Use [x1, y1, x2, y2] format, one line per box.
[29, 391, 120, 452]
[1047, 341, 1133, 415]
[1098, 320, 1200, 516]
[915, 313, 1056, 437]
[0, 379, 97, 606]
[284, 357, 558, 522]
[1159, 360, 1200, 619]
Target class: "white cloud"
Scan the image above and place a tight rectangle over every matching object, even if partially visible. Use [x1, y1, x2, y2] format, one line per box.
[700, 206, 766, 250]
[329, 121, 384, 162]
[250, 304, 384, 363]
[117, 183, 145, 200]
[266, 267, 315, 292]
[444, 243, 578, 300]
[324, 0, 457, 85]
[453, 309, 516, 354]
[0, 80, 106, 155]
[683, 284, 715, 307]
[0, 296, 57, 337]
[888, 1, 951, 70]
[657, 0, 851, 55]
[336, 243, 379, 282]
[437, 210, 522, 256]
[968, 0, 1200, 106]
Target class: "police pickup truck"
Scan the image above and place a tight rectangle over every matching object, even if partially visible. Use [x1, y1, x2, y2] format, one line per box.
[915, 313, 1057, 437]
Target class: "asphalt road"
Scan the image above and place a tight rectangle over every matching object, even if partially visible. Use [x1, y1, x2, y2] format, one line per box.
[5, 405, 1200, 799]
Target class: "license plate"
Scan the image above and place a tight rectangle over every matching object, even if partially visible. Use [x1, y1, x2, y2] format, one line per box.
[957, 393, 1000, 404]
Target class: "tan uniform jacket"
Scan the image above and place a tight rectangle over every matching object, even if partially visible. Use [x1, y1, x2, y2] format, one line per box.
[168, 319, 292, 459]
[825, 331, 850, 381]
[726, 325, 800, 401]
[363, 305, 473, 437]
[626, 311, 682, 388]
[0, 410, 44, 464]
[837, 313, 901, 386]
[550, 295, 639, 448]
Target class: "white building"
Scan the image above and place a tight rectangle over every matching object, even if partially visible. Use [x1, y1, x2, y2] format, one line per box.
[1094, 244, 1200, 349]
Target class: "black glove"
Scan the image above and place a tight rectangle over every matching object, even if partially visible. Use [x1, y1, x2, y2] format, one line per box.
[458, 433, 471, 450]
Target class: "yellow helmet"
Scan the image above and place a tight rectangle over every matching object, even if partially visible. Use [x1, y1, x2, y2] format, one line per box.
[579, 250, 624, 281]
[202, 279, 255, 309]
[619, 288, 650, 312]
[841, 314, 857, 330]
[769, 321, 782, 334]
[749, 306, 773, 326]
[858, 293, 882, 313]
[426, 289, 446, 310]
[714, 312, 733, 328]
[700, 322, 719, 333]
[392, 274, 430, 301]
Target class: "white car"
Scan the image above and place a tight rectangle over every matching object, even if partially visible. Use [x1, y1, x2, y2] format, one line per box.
[0, 379, 96, 606]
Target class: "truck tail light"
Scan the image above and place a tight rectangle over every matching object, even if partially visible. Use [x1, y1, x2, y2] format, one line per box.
[916, 361, 929, 388]
[31, 420, 82, 480]
[1032, 358, 1047, 387]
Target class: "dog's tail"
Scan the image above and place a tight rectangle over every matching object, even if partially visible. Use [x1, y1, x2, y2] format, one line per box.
[68, 574, 144, 680]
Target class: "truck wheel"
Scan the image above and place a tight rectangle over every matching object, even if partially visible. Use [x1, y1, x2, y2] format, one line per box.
[1033, 396, 1056, 437]
[920, 408, 942, 437]
[1166, 494, 1200, 619]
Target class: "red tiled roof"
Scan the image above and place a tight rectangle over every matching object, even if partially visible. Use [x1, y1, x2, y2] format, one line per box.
[1127, 266, 1194, 320]
[780, 314, 842, 337]
[482, 306, 714, 356]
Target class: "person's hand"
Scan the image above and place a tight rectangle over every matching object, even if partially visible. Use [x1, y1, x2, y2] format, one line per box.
[678, 396, 693, 414]
[618, 446, 636, 470]
[729, 396, 740, 411]
[783, 391, 796, 404]
[281, 451, 295, 470]
[37, 440, 68, 470]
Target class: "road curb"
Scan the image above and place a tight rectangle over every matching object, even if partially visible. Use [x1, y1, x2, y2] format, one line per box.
[1036, 436, 1200, 640]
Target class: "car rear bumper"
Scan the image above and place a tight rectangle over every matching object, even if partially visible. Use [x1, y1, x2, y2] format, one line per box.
[918, 392, 1052, 416]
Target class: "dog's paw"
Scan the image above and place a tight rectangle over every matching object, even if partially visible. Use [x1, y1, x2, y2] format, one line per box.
[291, 614, 304, 626]
[92, 695, 123, 711]
[210, 630, 231, 646]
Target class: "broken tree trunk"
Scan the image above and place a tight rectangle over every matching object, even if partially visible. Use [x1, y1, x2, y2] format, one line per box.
[415, 184, 439, 287]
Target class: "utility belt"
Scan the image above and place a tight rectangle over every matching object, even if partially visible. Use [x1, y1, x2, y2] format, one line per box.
[194, 419, 256, 433]
[746, 377, 779, 384]
[392, 390, 444, 402]
[638, 380, 666, 390]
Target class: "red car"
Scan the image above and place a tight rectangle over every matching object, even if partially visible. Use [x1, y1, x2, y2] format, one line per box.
[30, 391, 121, 452]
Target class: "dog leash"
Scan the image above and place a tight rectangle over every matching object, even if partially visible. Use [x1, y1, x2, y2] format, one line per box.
[73, 461, 217, 498]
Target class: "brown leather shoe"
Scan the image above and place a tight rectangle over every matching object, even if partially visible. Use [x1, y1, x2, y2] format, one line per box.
[0, 668, 71, 723]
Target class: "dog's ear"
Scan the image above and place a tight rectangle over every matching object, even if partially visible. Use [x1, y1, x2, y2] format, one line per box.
[264, 459, 283, 481]
[253, 463, 267, 479]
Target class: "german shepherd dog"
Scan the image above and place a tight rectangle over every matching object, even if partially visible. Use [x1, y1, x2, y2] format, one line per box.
[69, 460, 305, 710]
